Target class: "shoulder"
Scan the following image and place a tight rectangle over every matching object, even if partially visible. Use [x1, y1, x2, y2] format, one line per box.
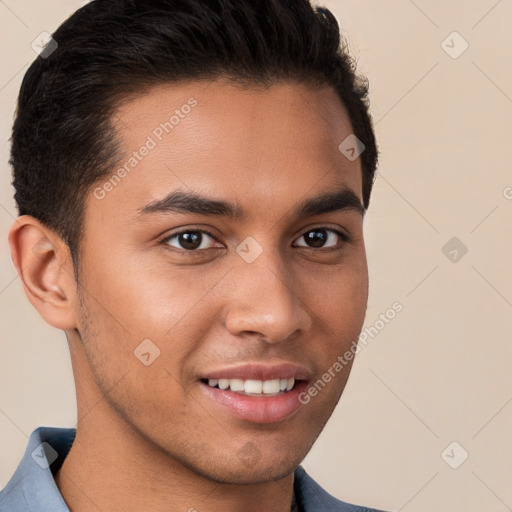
[294, 466, 392, 512]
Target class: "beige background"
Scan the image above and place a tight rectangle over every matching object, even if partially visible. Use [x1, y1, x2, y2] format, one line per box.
[1, 1, 512, 511]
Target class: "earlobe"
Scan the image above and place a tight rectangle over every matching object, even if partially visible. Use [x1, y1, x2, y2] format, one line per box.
[8, 215, 78, 330]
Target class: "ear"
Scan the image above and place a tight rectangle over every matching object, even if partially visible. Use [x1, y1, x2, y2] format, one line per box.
[8, 215, 78, 330]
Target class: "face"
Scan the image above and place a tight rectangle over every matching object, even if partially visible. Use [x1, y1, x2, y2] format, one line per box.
[75, 79, 368, 484]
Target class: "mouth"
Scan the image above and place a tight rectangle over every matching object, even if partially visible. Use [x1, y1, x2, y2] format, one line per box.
[198, 363, 311, 424]
[201, 377, 298, 397]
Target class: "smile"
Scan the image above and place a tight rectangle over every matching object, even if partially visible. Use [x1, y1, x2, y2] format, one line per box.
[199, 363, 311, 423]
[205, 378, 296, 396]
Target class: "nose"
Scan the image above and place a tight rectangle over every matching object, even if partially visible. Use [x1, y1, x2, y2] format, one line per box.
[223, 252, 312, 344]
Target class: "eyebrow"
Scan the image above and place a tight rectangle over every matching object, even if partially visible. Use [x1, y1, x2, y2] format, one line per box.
[138, 187, 365, 219]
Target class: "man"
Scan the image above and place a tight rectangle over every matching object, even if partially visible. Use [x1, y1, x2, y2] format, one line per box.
[1, 0, 387, 511]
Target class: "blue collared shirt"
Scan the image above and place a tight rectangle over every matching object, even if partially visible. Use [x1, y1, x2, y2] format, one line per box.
[0, 426, 387, 511]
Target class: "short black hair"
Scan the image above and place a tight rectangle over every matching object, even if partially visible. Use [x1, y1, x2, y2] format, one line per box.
[10, 0, 378, 276]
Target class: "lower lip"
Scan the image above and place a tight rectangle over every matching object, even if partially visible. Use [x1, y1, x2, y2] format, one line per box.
[200, 380, 308, 423]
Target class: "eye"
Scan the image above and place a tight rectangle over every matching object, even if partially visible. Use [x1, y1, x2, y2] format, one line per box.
[160, 227, 350, 254]
[293, 228, 349, 249]
[162, 230, 220, 251]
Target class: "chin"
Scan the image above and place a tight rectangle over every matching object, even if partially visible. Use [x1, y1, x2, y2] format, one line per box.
[192, 457, 303, 485]
[173, 434, 316, 485]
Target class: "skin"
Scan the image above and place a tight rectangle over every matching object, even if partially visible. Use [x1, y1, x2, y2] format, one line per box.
[9, 78, 369, 512]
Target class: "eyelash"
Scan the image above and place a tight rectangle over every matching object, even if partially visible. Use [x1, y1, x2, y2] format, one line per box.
[160, 227, 351, 254]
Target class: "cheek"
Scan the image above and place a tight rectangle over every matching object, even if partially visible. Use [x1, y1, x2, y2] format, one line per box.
[82, 244, 228, 341]
[77, 284, 193, 432]
[308, 259, 368, 328]
[304, 261, 368, 379]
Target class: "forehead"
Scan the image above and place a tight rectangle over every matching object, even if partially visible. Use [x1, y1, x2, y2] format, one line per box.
[89, 79, 362, 225]
[115, 79, 355, 156]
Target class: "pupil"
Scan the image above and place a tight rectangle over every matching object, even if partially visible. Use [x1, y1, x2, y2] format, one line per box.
[306, 230, 327, 248]
[180, 232, 201, 250]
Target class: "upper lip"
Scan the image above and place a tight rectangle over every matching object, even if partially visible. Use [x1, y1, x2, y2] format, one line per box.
[201, 362, 312, 381]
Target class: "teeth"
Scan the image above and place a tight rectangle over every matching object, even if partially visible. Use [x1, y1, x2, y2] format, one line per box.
[244, 379, 263, 394]
[229, 379, 245, 392]
[262, 379, 281, 394]
[207, 378, 296, 394]
[218, 378, 229, 390]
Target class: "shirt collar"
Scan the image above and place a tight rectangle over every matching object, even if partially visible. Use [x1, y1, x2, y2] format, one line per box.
[0, 426, 75, 512]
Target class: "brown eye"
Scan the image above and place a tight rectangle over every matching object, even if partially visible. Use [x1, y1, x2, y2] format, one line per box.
[294, 228, 348, 249]
[163, 230, 218, 251]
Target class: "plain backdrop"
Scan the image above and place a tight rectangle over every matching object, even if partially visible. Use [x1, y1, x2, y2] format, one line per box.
[1, 1, 512, 511]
